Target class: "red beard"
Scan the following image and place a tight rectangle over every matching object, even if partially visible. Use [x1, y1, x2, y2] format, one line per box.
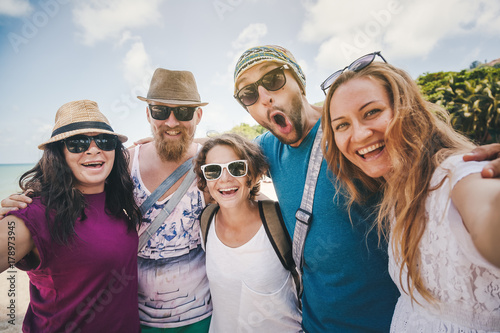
[153, 126, 192, 162]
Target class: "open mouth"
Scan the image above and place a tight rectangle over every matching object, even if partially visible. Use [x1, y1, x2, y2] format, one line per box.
[82, 162, 104, 168]
[219, 187, 238, 196]
[357, 142, 385, 159]
[270, 111, 292, 134]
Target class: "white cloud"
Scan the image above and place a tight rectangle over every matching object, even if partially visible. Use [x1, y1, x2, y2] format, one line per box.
[212, 23, 268, 91]
[300, 0, 500, 71]
[231, 23, 268, 51]
[229, 23, 268, 70]
[72, 0, 163, 45]
[0, 0, 32, 17]
[122, 38, 153, 86]
[117, 30, 140, 47]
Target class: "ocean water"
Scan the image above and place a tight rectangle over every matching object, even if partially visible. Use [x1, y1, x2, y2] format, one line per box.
[0, 164, 35, 201]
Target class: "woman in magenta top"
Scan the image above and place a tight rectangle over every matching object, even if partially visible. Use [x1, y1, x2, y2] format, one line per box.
[0, 100, 142, 332]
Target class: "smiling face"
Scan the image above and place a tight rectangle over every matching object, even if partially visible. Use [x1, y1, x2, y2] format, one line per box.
[63, 132, 115, 194]
[329, 77, 394, 179]
[204, 144, 253, 209]
[147, 102, 202, 161]
[235, 62, 305, 146]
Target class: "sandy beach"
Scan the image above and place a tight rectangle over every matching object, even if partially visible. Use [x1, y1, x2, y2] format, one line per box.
[0, 182, 278, 331]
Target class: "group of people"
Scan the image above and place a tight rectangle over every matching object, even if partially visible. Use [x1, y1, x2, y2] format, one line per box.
[0, 45, 499, 333]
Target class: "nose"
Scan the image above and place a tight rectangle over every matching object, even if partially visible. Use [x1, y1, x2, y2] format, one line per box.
[257, 84, 273, 106]
[219, 167, 231, 181]
[351, 122, 372, 143]
[86, 140, 101, 154]
[163, 112, 180, 127]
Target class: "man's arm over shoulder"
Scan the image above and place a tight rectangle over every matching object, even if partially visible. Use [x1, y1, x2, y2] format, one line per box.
[0, 193, 32, 220]
[463, 143, 500, 178]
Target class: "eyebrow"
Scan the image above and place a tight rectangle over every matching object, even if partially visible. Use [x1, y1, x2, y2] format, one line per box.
[331, 100, 380, 123]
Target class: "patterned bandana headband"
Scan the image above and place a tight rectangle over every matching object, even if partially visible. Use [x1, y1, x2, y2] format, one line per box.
[233, 45, 306, 94]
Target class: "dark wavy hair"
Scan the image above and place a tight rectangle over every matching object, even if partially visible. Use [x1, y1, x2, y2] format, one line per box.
[194, 133, 268, 201]
[19, 140, 141, 244]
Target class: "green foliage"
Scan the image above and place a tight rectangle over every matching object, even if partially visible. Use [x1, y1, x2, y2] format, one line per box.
[469, 60, 482, 69]
[227, 123, 268, 140]
[417, 66, 500, 144]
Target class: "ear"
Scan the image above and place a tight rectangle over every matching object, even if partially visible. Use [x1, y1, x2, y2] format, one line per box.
[146, 106, 152, 124]
[194, 107, 203, 125]
[247, 174, 261, 190]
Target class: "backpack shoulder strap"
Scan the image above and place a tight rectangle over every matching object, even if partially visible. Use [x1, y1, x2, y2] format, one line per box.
[259, 200, 302, 301]
[200, 203, 219, 251]
[292, 125, 323, 300]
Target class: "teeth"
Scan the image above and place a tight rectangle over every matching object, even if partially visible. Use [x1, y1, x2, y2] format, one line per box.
[83, 162, 103, 167]
[219, 187, 238, 193]
[166, 131, 180, 135]
[358, 142, 384, 156]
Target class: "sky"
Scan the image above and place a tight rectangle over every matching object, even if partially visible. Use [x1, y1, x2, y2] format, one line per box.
[0, 0, 499, 164]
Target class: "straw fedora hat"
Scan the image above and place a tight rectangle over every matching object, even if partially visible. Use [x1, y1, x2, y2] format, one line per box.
[137, 68, 208, 106]
[38, 100, 128, 150]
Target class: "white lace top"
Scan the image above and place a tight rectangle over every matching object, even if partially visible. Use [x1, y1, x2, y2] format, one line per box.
[389, 154, 500, 332]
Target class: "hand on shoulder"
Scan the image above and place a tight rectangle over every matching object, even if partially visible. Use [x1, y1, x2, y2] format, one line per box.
[0, 192, 33, 219]
[463, 143, 500, 178]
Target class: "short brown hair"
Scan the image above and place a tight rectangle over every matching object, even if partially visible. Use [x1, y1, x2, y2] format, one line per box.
[194, 133, 268, 201]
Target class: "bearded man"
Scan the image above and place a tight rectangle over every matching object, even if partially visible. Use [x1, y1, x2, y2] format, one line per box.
[131, 68, 212, 332]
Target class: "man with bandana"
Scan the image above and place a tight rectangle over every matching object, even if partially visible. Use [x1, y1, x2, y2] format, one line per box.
[232, 45, 500, 332]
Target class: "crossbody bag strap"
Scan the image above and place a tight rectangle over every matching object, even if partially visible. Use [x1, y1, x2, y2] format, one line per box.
[292, 125, 323, 298]
[139, 157, 194, 215]
[137, 168, 197, 252]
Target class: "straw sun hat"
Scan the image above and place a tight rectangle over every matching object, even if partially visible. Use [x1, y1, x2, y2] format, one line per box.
[38, 100, 128, 150]
[137, 68, 208, 106]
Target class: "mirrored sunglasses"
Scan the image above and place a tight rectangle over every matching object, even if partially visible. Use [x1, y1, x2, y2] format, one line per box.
[149, 105, 198, 121]
[320, 51, 387, 94]
[201, 160, 248, 181]
[234, 65, 289, 107]
[63, 134, 118, 153]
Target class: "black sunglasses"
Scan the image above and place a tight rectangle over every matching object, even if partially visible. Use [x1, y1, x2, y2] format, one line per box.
[63, 134, 118, 153]
[320, 51, 387, 94]
[149, 105, 198, 121]
[201, 160, 248, 181]
[234, 65, 289, 107]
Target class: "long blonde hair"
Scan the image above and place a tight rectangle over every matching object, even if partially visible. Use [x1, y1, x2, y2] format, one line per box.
[321, 62, 475, 302]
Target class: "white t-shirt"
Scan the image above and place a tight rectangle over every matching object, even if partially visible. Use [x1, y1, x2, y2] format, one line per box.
[389, 154, 500, 332]
[206, 216, 302, 332]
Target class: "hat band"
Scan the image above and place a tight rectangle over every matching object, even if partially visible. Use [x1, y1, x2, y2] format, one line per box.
[51, 121, 114, 137]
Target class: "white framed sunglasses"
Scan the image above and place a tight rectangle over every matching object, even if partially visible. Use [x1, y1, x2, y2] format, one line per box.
[201, 160, 248, 181]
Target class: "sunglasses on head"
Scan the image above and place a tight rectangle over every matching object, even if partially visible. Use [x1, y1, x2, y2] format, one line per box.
[63, 134, 118, 154]
[320, 51, 387, 94]
[149, 104, 198, 121]
[201, 160, 248, 181]
[234, 65, 289, 107]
